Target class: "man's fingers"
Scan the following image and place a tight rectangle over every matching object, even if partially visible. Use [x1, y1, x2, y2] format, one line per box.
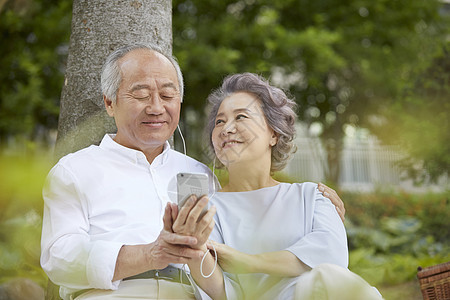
[171, 196, 213, 242]
[327, 192, 345, 222]
[170, 202, 179, 223]
[201, 219, 215, 242]
[326, 190, 345, 213]
[318, 182, 346, 223]
[162, 231, 197, 246]
[168, 255, 191, 265]
[319, 182, 345, 214]
[159, 252, 194, 265]
[173, 196, 196, 228]
[163, 204, 173, 232]
[335, 205, 345, 222]
[199, 206, 216, 234]
[337, 199, 346, 215]
[185, 196, 209, 228]
[162, 243, 204, 259]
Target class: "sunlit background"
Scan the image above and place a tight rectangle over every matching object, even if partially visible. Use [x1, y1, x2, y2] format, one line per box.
[0, 0, 449, 299]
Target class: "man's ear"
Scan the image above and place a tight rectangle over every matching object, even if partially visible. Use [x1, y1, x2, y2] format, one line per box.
[104, 95, 114, 117]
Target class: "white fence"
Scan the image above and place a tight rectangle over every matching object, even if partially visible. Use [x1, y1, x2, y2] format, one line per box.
[284, 126, 447, 192]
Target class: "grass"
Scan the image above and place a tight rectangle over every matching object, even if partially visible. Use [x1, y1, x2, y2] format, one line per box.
[379, 280, 423, 300]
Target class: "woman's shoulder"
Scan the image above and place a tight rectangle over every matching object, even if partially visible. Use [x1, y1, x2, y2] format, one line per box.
[291, 181, 317, 187]
[283, 182, 329, 205]
[286, 182, 318, 192]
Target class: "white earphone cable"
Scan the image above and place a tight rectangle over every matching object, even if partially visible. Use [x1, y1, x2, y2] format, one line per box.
[176, 124, 218, 279]
[200, 242, 217, 278]
[199, 156, 218, 278]
[177, 124, 189, 170]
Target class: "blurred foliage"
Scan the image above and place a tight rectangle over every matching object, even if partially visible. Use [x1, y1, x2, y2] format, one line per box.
[1, 0, 448, 184]
[344, 190, 450, 244]
[0, 154, 52, 285]
[370, 44, 450, 183]
[173, 0, 450, 183]
[0, 0, 71, 146]
[344, 189, 450, 286]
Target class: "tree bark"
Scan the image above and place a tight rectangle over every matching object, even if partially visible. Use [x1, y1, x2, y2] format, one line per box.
[55, 0, 172, 160]
[324, 136, 343, 185]
[322, 112, 344, 185]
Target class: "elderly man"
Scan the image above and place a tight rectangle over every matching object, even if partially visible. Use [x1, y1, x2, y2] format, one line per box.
[41, 43, 345, 300]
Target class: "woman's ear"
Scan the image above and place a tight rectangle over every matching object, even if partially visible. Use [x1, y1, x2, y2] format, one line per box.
[270, 132, 278, 147]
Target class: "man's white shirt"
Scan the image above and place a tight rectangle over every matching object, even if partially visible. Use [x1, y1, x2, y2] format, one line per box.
[40, 134, 216, 299]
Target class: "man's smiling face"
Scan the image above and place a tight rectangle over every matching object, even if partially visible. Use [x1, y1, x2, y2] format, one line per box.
[105, 48, 181, 155]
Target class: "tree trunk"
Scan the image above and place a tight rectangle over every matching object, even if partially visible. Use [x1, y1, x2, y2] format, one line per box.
[322, 113, 345, 186]
[54, 0, 172, 160]
[324, 136, 343, 185]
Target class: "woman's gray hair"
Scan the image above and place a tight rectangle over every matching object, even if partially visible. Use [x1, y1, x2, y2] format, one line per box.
[206, 72, 298, 172]
[101, 43, 184, 102]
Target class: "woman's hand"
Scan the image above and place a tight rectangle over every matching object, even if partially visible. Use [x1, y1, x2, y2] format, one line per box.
[207, 240, 310, 277]
[318, 183, 346, 222]
[207, 240, 253, 274]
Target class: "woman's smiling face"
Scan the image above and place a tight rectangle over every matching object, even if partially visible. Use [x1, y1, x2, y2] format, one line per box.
[211, 92, 277, 168]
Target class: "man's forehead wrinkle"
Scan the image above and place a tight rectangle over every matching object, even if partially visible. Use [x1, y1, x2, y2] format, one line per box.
[130, 84, 152, 92]
[129, 81, 178, 92]
[161, 82, 178, 89]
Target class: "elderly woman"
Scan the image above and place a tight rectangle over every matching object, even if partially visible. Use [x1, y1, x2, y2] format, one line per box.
[194, 73, 381, 299]
[167, 73, 381, 299]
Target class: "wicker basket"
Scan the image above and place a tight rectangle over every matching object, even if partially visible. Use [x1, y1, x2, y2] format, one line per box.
[417, 261, 450, 300]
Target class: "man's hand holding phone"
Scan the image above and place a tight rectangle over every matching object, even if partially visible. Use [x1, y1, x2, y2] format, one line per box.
[167, 173, 217, 249]
[169, 195, 216, 249]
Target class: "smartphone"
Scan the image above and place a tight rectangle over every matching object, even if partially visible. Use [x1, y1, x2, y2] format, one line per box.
[177, 172, 209, 216]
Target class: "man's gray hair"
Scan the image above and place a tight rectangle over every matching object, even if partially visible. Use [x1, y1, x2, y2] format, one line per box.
[101, 43, 184, 102]
[206, 72, 298, 172]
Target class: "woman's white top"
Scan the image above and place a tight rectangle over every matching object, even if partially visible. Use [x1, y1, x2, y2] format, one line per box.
[209, 182, 348, 299]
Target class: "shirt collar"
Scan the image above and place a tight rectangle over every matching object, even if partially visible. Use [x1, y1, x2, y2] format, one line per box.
[99, 134, 171, 166]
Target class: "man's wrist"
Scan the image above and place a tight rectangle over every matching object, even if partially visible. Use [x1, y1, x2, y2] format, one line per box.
[143, 242, 155, 270]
